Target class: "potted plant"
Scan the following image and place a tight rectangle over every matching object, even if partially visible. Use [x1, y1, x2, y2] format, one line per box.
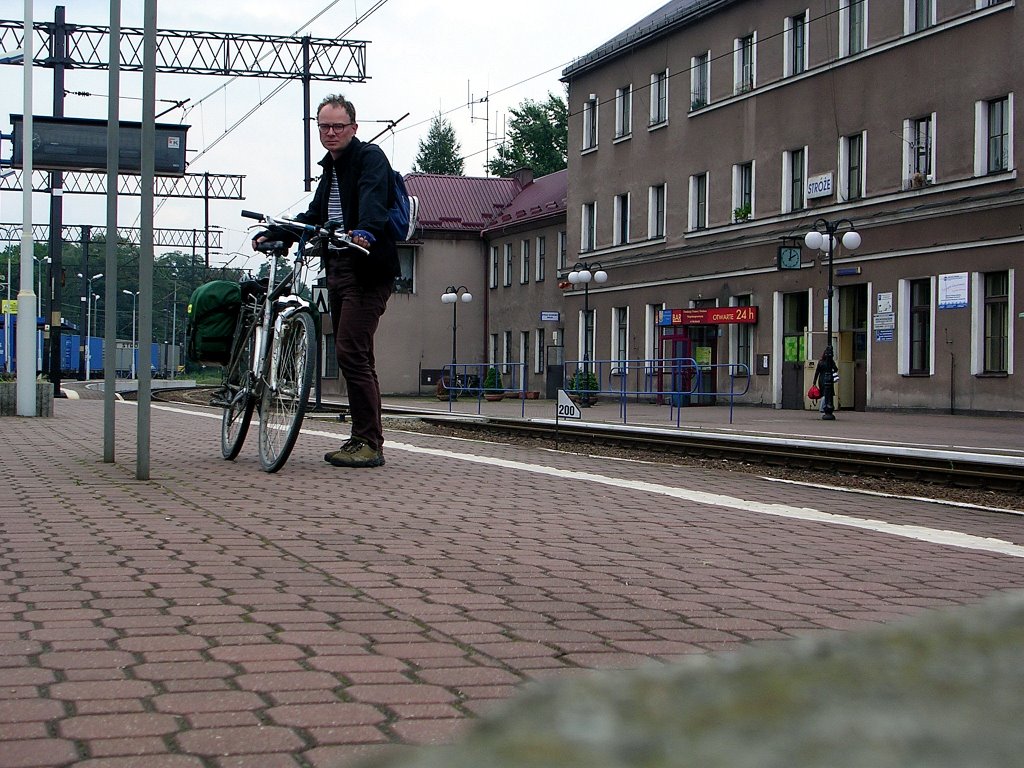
[733, 203, 751, 222]
[567, 368, 600, 407]
[483, 366, 504, 401]
[435, 374, 457, 401]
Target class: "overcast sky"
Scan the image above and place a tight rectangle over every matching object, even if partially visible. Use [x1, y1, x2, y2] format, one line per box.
[1, 0, 666, 273]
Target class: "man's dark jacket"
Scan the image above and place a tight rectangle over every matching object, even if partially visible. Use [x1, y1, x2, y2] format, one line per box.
[294, 136, 400, 287]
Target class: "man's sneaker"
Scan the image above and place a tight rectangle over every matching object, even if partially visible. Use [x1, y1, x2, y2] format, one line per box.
[325, 438, 385, 468]
[324, 438, 358, 464]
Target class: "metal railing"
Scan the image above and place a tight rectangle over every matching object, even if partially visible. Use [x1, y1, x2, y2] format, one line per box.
[438, 357, 752, 426]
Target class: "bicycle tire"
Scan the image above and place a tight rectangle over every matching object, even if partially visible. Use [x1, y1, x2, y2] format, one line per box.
[257, 309, 316, 472]
[220, 320, 257, 460]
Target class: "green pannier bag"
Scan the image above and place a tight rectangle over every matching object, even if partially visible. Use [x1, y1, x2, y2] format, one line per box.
[186, 280, 242, 365]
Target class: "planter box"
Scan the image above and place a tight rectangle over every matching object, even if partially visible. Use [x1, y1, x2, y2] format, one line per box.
[0, 381, 54, 417]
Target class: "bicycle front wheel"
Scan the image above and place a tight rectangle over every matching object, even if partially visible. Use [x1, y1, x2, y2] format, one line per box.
[257, 309, 316, 472]
[221, 323, 258, 460]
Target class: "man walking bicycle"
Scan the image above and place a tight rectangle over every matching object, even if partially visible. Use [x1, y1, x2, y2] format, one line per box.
[254, 94, 398, 468]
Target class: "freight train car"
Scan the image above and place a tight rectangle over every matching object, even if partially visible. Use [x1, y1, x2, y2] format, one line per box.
[0, 316, 179, 379]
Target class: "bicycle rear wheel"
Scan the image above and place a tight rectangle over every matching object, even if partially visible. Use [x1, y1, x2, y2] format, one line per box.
[220, 325, 257, 460]
[257, 309, 315, 472]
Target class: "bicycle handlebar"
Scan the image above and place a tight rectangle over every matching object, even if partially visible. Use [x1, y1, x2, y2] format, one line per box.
[241, 210, 370, 256]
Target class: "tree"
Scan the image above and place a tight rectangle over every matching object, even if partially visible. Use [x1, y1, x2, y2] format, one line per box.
[487, 93, 568, 178]
[413, 114, 464, 175]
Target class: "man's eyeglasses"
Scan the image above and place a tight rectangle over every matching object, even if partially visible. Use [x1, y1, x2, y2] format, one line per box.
[317, 122, 353, 134]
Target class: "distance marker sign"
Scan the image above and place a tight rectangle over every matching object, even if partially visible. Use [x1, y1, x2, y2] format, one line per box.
[556, 389, 582, 420]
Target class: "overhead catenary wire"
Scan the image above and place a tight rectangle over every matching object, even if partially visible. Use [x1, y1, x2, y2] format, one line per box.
[144, 0, 391, 232]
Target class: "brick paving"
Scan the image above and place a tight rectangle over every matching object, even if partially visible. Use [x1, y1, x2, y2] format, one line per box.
[1, 400, 1022, 767]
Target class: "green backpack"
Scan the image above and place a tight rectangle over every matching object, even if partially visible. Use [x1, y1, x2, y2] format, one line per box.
[186, 280, 242, 365]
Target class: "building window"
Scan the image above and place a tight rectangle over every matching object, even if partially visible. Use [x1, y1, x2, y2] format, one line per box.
[502, 331, 513, 375]
[535, 328, 545, 375]
[582, 95, 598, 150]
[613, 307, 629, 372]
[784, 148, 805, 212]
[394, 246, 415, 294]
[649, 184, 666, 239]
[785, 12, 807, 77]
[690, 51, 710, 110]
[581, 306, 596, 362]
[690, 173, 707, 231]
[489, 245, 499, 289]
[841, 0, 867, 56]
[489, 333, 499, 365]
[733, 294, 753, 373]
[558, 230, 567, 271]
[908, 0, 934, 33]
[987, 97, 1010, 173]
[905, 114, 934, 186]
[734, 34, 756, 93]
[841, 132, 865, 201]
[645, 303, 665, 363]
[520, 330, 529, 384]
[909, 278, 932, 374]
[650, 69, 669, 126]
[536, 236, 546, 282]
[520, 239, 530, 284]
[983, 271, 1009, 373]
[733, 162, 753, 221]
[582, 202, 597, 252]
[614, 193, 630, 246]
[615, 85, 632, 138]
[503, 243, 513, 287]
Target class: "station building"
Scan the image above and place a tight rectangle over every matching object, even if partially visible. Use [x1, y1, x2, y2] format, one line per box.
[557, 0, 1020, 414]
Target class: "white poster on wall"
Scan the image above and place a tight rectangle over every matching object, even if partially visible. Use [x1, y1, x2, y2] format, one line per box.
[938, 272, 969, 309]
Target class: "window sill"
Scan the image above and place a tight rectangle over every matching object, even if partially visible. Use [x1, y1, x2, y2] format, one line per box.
[580, 145, 598, 156]
[613, 133, 632, 144]
[648, 120, 668, 132]
[975, 371, 1009, 378]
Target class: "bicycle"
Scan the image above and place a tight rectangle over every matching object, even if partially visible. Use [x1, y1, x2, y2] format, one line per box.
[217, 210, 367, 472]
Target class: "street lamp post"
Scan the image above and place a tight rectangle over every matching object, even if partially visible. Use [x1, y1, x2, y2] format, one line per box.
[78, 272, 103, 380]
[440, 285, 472, 401]
[3, 253, 11, 373]
[802, 219, 861, 421]
[567, 261, 609, 401]
[170, 273, 178, 380]
[34, 255, 49, 375]
[34, 255, 49, 311]
[122, 289, 139, 379]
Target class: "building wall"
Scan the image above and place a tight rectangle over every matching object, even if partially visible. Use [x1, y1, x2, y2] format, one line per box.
[561, 0, 1021, 414]
[484, 218, 569, 395]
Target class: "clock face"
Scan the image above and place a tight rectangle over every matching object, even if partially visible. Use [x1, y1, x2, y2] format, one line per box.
[778, 246, 801, 270]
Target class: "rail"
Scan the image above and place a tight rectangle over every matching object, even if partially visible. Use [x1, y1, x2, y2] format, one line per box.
[436, 357, 753, 426]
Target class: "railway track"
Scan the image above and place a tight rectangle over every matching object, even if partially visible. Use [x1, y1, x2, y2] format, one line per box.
[155, 387, 1024, 507]
[418, 416, 1024, 496]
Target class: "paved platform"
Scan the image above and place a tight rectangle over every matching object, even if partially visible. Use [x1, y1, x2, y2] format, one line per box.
[1, 399, 1023, 767]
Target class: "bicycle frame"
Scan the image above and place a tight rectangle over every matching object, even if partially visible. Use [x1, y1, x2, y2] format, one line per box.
[220, 210, 367, 471]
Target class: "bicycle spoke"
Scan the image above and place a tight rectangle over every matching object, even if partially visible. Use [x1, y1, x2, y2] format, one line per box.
[258, 311, 315, 472]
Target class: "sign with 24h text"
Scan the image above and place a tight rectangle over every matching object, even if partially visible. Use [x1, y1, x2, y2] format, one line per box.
[658, 306, 758, 326]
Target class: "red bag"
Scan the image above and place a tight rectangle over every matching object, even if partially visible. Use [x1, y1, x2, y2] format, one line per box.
[807, 385, 821, 400]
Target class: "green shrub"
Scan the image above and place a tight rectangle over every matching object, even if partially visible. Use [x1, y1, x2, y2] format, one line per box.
[567, 369, 599, 394]
[483, 366, 503, 394]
